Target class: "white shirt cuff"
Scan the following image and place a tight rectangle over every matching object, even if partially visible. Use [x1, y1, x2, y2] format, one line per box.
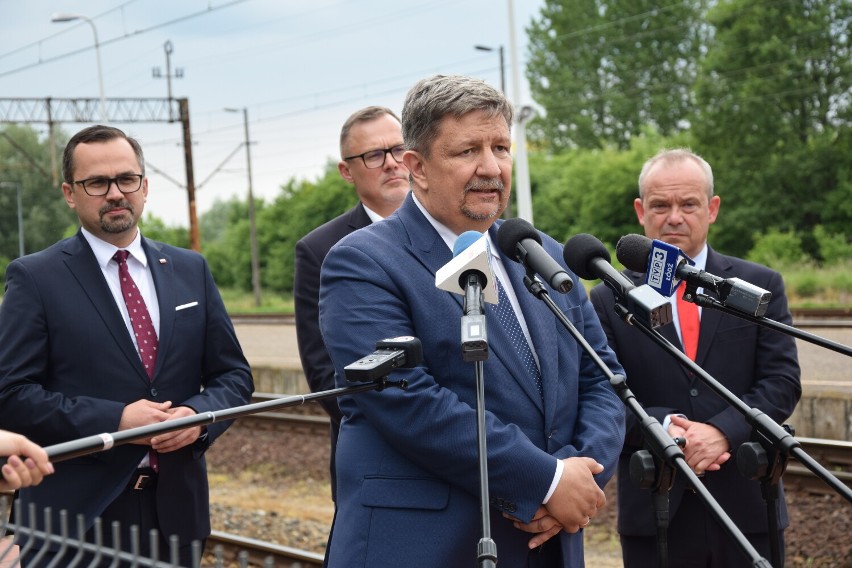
[663, 413, 687, 433]
[543, 459, 564, 504]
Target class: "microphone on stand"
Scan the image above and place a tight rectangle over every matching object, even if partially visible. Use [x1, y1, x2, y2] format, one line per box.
[495, 218, 573, 293]
[563, 233, 672, 329]
[616, 234, 771, 317]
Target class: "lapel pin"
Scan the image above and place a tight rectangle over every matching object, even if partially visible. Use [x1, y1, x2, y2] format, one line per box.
[159, 258, 167, 264]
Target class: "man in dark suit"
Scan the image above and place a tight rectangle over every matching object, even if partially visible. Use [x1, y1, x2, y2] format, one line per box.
[318, 75, 625, 567]
[294, 106, 408, 479]
[589, 148, 801, 567]
[0, 125, 254, 566]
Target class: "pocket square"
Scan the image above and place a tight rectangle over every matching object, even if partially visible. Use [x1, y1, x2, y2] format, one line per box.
[175, 301, 199, 311]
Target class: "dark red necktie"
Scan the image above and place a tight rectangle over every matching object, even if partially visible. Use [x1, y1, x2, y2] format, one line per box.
[114, 249, 159, 470]
[677, 281, 699, 361]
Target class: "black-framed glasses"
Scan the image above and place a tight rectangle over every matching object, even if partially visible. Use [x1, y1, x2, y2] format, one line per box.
[72, 174, 144, 197]
[343, 144, 405, 169]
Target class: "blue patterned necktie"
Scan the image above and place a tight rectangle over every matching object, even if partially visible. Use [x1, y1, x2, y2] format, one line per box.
[494, 278, 543, 398]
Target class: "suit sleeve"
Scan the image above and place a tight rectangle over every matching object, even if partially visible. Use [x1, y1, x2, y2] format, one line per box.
[705, 269, 801, 449]
[0, 260, 126, 444]
[294, 238, 343, 425]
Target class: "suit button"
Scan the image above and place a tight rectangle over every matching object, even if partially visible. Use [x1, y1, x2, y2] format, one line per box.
[150, 388, 158, 397]
[689, 388, 699, 397]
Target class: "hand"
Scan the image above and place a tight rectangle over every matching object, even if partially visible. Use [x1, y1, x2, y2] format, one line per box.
[0, 431, 54, 491]
[669, 415, 731, 475]
[544, 457, 606, 533]
[505, 506, 563, 549]
[119, 400, 173, 444]
[150, 406, 201, 453]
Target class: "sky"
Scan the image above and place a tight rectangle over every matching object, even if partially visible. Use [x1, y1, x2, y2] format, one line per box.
[0, 0, 546, 228]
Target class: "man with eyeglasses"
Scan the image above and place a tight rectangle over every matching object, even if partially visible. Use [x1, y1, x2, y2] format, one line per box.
[294, 105, 409, 565]
[0, 124, 254, 567]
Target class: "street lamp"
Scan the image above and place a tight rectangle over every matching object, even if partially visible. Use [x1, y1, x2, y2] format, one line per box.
[51, 12, 107, 123]
[0, 181, 25, 258]
[474, 44, 506, 94]
[224, 107, 262, 307]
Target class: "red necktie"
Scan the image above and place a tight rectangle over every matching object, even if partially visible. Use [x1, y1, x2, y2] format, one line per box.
[114, 249, 160, 470]
[677, 281, 699, 361]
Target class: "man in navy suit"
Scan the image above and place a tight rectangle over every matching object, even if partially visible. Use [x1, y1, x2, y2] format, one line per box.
[0, 125, 254, 566]
[589, 148, 801, 567]
[294, 105, 409, 564]
[318, 75, 625, 567]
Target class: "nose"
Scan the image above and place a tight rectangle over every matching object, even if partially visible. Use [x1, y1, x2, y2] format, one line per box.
[104, 179, 125, 200]
[476, 148, 503, 178]
[383, 149, 403, 171]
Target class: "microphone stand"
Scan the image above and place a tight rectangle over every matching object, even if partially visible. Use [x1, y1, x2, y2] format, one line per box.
[461, 274, 498, 568]
[25, 381, 407, 464]
[686, 287, 852, 566]
[520, 274, 771, 568]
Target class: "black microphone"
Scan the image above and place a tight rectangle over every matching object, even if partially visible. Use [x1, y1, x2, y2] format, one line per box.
[496, 218, 573, 294]
[616, 234, 771, 317]
[563, 233, 672, 329]
[344, 336, 424, 382]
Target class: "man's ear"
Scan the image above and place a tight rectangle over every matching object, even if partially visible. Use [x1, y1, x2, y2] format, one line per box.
[403, 150, 427, 190]
[338, 160, 354, 184]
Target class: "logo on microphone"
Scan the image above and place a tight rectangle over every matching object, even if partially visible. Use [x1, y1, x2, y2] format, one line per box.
[648, 248, 667, 288]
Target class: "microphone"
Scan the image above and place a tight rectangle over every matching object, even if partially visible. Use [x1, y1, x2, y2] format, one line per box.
[436, 231, 495, 361]
[496, 218, 573, 293]
[344, 336, 423, 382]
[616, 234, 771, 317]
[563, 233, 672, 329]
[435, 231, 498, 305]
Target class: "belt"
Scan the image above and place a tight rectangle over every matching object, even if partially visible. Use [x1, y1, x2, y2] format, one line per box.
[128, 467, 158, 491]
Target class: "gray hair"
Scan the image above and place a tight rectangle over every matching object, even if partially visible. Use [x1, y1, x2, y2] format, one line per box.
[339, 106, 401, 158]
[63, 125, 145, 183]
[402, 74, 513, 157]
[638, 148, 714, 199]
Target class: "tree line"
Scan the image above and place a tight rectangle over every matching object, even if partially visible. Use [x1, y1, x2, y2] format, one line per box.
[1, 0, 849, 295]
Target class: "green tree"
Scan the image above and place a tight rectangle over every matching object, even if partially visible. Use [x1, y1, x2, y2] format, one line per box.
[692, 0, 852, 257]
[527, 0, 706, 150]
[0, 125, 76, 258]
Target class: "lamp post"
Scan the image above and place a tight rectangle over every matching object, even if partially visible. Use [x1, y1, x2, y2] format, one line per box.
[0, 181, 25, 258]
[51, 12, 107, 123]
[474, 44, 506, 94]
[224, 107, 262, 307]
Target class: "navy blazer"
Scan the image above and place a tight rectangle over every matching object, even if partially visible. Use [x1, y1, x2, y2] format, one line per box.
[0, 231, 254, 545]
[319, 194, 626, 567]
[589, 247, 801, 536]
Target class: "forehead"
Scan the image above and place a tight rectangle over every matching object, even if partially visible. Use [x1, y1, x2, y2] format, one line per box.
[434, 110, 510, 147]
[346, 114, 402, 150]
[643, 160, 707, 200]
[72, 138, 139, 175]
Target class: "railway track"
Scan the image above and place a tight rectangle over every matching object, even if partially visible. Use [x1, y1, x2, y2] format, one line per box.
[206, 531, 324, 567]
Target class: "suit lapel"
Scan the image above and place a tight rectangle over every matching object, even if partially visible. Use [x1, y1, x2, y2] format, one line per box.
[694, 248, 728, 365]
[62, 233, 150, 384]
[145, 238, 174, 382]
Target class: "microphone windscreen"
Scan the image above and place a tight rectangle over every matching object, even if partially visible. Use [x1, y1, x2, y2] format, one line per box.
[616, 234, 653, 273]
[563, 233, 611, 280]
[454, 231, 484, 258]
[495, 218, 541, 261]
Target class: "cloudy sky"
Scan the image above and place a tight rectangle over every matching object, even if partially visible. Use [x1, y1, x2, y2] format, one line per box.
[1, 0, 546, 227]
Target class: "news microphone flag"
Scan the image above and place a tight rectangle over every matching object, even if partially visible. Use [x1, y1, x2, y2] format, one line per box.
[645, 238, 695, 297]
[435, 232, 499, 304]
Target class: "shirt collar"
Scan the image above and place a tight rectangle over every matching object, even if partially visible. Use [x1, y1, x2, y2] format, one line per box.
[411, 192, 498, 256]
[80, 227, 148, 269]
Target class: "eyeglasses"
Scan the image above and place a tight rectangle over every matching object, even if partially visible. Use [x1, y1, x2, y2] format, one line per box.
[343, 144, 405, 169]
[72, 174, 144, 197]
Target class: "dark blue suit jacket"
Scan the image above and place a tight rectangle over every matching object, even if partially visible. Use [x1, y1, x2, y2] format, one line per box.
[589, 248, 801, 537]
[318, 194, 625, 567]
[0, 231, 254, 545]
[295, 202, 372, 502]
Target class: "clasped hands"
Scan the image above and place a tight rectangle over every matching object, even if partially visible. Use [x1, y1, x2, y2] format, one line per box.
[118, 400, 201, 452]
[505, 456, 606, 549]
[667, 415, 730, 476]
